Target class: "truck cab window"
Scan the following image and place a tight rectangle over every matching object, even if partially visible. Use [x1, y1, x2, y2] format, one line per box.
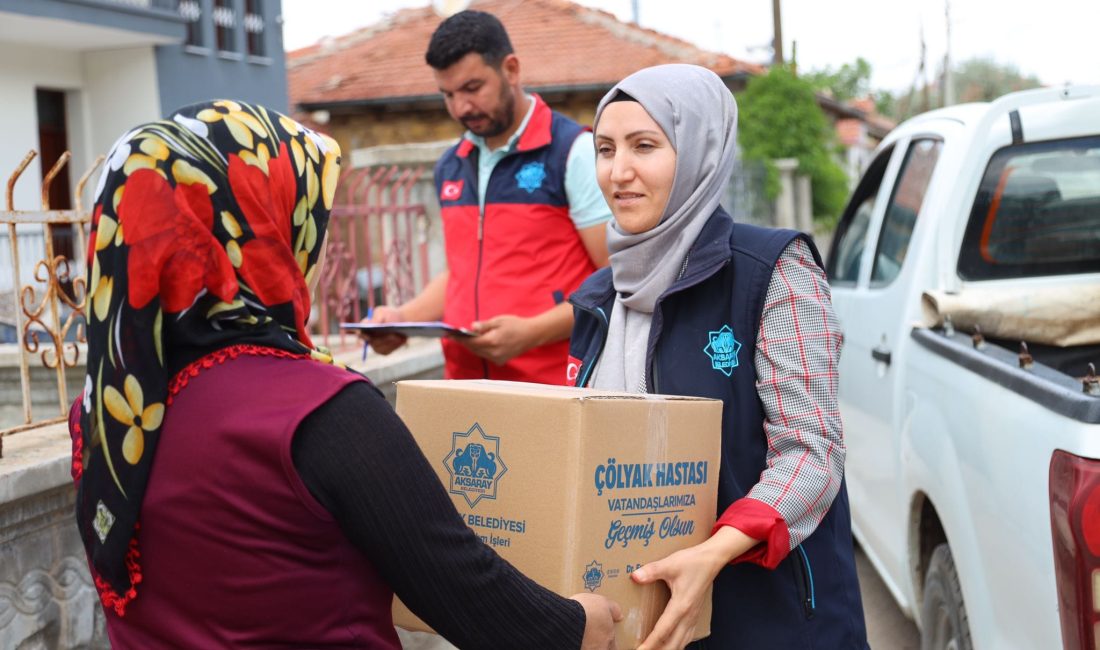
[958, 135, 1100, 280]
[871, 139, 943, 286]
[828, 145, 895, 284]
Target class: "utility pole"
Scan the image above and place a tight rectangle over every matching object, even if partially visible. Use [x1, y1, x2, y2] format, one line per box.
[920, 24, 930, 112]
[772, 0, 784, 65]
[943, 0, 956, 106]
[631, 0, 640, 24]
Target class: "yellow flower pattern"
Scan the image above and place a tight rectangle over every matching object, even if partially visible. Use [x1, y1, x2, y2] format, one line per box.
[197, 100, 267, 149]
[102, 375, 164, 465]
[76, 100, 345, 599]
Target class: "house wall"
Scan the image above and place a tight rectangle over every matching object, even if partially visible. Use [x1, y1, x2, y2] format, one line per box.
[309, 90, 609, 163]
[154, 0, 288, 114]
[0, 41, 160, 211]
[82, 47, 163, 165]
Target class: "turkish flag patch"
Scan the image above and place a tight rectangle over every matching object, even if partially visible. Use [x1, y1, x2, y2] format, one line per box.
[440, 180, 464, 201]
[567, 355, 583, 386]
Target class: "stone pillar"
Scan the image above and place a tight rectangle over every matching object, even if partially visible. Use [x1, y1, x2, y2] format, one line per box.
[796, 174, 814, 234]
[773, 158, 799, 230]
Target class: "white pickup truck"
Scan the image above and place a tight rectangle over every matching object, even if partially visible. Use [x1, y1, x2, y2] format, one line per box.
[826, 85, 1100, 650]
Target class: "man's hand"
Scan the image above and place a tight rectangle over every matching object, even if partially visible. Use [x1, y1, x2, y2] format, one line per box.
[570, 593, 622, 650]
[459, 315, 539, 366]
[359, 305, 408, 355]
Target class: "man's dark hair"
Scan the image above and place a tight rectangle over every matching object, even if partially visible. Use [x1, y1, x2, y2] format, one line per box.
[425, 10, 514, 70]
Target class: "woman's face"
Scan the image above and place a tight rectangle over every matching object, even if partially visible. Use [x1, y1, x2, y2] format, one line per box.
[595, 101, 676, 235]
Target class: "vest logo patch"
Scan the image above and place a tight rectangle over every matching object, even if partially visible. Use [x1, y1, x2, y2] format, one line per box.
[704, 324, 742, 377]
[515, 162, 547, 193]
[567, 355, 583, 386]
[583, 560, 605, 592]
[444, 423, 508, 508]
[440, 179, 464, 201]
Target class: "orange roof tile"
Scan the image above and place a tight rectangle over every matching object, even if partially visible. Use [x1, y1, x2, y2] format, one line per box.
[288, 0, 764, 109]
[835, 118, 863, 146]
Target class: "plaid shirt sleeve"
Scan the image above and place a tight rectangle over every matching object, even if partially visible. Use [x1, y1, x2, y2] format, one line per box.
[712, 238, 845, 569]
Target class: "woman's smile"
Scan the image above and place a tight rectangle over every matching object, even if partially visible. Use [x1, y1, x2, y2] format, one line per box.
[594, 100, 676, 234]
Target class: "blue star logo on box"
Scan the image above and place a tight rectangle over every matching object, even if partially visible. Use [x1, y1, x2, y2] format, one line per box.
[444, 423, 508, 508]
[583, 560, 604, 592]
[515, 161, 547, 193]
[704, 324, 742, 377]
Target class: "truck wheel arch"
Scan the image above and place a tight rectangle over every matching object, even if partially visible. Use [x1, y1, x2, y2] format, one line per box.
[909, 491, 948, 616]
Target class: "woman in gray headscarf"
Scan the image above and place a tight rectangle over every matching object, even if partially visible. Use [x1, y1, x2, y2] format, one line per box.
[567, 64, 868, 649]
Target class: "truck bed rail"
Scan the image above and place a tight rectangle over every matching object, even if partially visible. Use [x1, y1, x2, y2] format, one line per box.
[911, 327, 1100, 424]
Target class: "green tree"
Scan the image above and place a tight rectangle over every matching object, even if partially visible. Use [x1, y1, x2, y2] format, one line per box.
[738, 65, 850, 221]
[953, 57, 1042, 102]
[887, 57, 1043, 120]
[804, 57, 873, 102]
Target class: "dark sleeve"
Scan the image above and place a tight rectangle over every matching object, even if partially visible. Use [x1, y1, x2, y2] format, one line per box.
[291, 381, 585, 650]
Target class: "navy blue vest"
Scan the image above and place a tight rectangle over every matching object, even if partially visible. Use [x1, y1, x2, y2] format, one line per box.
[569, 209, 868, 649]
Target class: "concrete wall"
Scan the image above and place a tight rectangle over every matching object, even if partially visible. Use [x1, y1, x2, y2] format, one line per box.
[0, 41, 86, 212]
[82, 46, 163, 163]
[0, 422, 107, 649]
[0, 41, 161, 208]
[0, 352, 85, 431]
[155, 0, 288, 114]
[309, 90, 607, 164]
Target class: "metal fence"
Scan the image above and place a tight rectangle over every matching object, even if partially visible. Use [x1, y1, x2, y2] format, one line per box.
[725, 158, 776, 227]
[1, 150, 102, 457]
[315, 165, 433, 351]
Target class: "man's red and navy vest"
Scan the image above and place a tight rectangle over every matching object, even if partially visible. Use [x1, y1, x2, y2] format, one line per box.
[435, 94, 596, 384]
[101, 349, 400, 649]
[569, 209, 869, 649]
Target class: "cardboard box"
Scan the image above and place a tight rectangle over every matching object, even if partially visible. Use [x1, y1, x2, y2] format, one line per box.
[392, 380, 723, 648]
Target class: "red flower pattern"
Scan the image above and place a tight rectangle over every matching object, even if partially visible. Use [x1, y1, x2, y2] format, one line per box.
[118, 169, 238, 312]
[232, 141, 313, 339]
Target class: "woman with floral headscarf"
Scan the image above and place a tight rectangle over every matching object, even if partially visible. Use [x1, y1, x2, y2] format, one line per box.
[71, 100, 620, 649]
[568, 66, 869, 649]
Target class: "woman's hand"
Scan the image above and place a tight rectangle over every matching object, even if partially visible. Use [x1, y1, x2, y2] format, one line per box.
[633, 526, 759, 650]
[570, 593, 623, 650]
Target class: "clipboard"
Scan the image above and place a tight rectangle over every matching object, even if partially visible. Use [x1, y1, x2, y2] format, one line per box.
[340, 321, 476, 339]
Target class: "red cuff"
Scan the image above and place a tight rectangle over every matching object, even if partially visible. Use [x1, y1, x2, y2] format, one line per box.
[712, 498, 791, 569]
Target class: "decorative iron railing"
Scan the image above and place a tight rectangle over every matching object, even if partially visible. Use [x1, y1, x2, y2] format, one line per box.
[317, 165, 432, 351]
[1, 151, 103, 458]
[1, 156, 432, 457]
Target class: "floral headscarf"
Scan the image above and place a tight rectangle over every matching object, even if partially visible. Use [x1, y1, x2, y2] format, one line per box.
[75, 100, 341, 611]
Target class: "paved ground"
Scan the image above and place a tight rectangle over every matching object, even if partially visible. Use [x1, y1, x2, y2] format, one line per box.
[857, 543, 921, 649]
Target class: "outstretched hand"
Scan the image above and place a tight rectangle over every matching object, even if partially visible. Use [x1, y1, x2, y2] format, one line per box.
[634, 526, 759, 650]
[571, 592, 623, 650]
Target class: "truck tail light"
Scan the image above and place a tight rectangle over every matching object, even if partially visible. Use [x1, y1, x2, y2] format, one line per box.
[1050, 450, 1100, 650]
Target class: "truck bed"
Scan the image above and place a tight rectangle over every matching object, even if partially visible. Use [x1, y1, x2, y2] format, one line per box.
[911, 327, 1100, 424]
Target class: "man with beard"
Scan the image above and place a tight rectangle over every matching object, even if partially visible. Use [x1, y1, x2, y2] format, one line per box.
[365, 10, 611, 385]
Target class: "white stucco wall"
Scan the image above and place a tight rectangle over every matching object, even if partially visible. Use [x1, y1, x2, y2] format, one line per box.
[0, 42, 160, 210]
[0, 41, 83, 212]
[81, 46, 161, 176]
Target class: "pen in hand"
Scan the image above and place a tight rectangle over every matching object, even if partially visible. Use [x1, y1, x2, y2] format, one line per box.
[362, 307, 372, 362]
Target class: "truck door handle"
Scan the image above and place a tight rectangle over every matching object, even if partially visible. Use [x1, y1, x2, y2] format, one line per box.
[871, 345, 892, 365]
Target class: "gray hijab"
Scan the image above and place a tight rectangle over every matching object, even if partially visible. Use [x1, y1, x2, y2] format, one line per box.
[589, 64, 738, 392]
[595, 63, 739, 313]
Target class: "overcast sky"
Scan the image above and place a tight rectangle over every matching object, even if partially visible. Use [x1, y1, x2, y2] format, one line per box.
[281, 0, 1099, 94]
